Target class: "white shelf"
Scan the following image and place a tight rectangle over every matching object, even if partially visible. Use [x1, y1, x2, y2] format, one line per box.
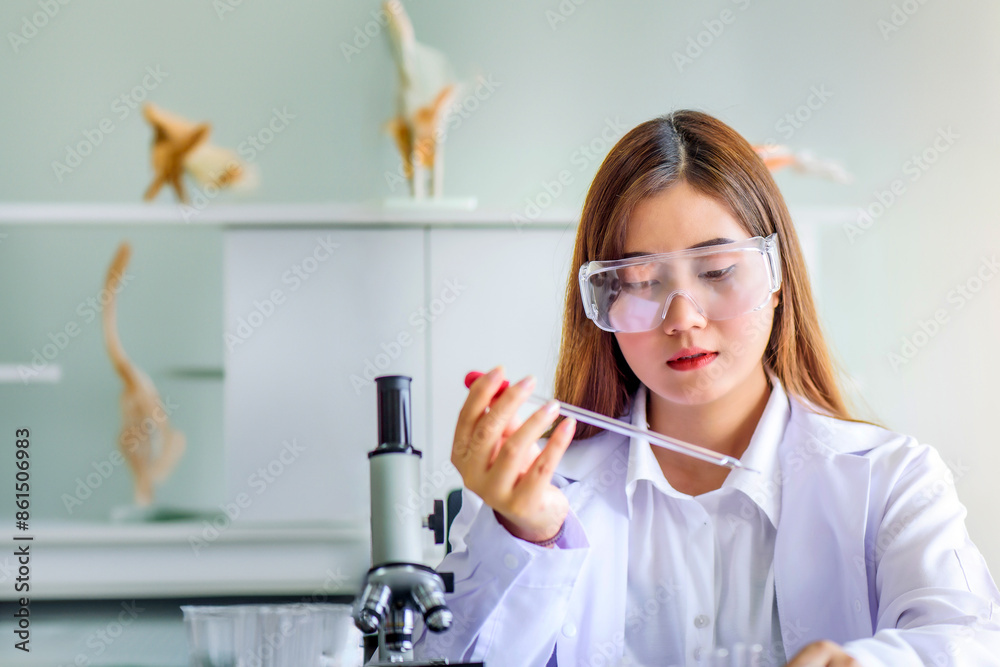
[2, 520, 373, 601]
[26, 518, 363, 545]
[0, 202, 582, 227]
[0, 364, 61, 383]
[0, 202, 857, 227]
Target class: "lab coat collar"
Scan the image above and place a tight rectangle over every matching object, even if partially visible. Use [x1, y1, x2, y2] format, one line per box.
[623, 398, 676, 508]
[723, 368, 789, 527]
[621, 370, 789, 526]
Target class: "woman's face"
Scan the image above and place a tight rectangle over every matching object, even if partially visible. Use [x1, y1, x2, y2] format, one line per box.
[614, 180, 779, 407]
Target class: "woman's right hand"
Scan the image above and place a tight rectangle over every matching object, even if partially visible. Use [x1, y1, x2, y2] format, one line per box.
[451, 366, 577, 544]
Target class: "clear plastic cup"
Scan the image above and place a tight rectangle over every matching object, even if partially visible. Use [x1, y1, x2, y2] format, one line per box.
[182, 603, 362, 667]
[182, 605, 235, 667]
[308, 604, 364, 666]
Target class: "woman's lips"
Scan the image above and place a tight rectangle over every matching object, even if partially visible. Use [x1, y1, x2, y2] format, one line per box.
[666, 352, 718, 371]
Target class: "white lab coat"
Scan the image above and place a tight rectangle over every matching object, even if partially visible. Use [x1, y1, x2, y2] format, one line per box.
[414, 386, 1000, 666]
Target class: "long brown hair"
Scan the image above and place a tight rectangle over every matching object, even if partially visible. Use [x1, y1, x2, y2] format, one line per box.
[553, 109, 868, 439]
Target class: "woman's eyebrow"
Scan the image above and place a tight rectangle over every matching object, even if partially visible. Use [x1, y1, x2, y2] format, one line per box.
[622, 237, 736, 258]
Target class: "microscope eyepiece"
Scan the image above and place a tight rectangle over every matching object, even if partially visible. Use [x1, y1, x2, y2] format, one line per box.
[375, 375, 413, 451]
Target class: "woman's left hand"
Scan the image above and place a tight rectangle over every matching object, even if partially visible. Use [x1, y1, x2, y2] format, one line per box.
[785, 640, 862, 666]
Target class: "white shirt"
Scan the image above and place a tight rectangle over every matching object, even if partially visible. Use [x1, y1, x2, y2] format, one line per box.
[621, 377, 790, 666]
[417, 373, 1000, 666]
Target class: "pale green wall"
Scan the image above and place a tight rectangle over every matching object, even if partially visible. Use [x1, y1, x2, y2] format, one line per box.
[2, 0, 994, 210]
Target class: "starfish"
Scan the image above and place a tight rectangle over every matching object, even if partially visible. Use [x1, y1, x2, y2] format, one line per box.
[142, 103, 211, 204]
[752, 143, 852, 183]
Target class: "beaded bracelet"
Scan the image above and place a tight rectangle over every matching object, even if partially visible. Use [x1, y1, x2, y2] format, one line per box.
[527, 521, 566, 547]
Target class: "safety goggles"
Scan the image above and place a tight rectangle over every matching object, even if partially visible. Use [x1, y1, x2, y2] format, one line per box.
[579, 234, 781, 333]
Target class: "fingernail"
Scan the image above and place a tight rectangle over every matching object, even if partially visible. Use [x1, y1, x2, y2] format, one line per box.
[487, 366, 502, 379]
[562, 417, 576, 430]
[544, 400, 559, 415]
[515, 375, 536, 390]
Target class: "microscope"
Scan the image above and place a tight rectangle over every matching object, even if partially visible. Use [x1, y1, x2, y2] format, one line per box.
[354, 375, 483, 666]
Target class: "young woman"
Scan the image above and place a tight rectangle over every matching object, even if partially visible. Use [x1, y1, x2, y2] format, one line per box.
[415, 110, 1000, 666]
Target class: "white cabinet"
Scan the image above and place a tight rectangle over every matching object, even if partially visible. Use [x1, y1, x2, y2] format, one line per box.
[224, 228, 429, 524]
[0, 203, 580, 598]
[425, 228, 578, 509]
[222, 223, 578, 564]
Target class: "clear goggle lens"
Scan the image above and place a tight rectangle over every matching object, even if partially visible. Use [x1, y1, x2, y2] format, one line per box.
[579, 234, 781, 333]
